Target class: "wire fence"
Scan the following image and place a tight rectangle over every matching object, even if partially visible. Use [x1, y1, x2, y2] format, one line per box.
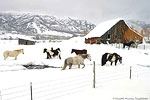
[0, 63, 150, 100]
[112, 43, 150, 50]
[0, 71, 92, 100]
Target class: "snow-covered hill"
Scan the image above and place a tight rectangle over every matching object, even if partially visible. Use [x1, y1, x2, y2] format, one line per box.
[0, 12, 95, 39]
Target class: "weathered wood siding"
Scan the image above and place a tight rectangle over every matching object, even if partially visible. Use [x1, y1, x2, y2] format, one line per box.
[100, 20, 143, 43]
[124, 28, 143, 43]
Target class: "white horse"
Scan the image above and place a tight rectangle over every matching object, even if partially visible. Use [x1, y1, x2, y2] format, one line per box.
[3, 49, 24, 60]
[62, 54, 91, 70]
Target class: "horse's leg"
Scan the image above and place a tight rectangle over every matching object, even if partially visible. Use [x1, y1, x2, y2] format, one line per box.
[78, 64, 80, 68]
[123, 44, 125, 48]
[49, 55, 52, 59]
[82, 64, 85, 69]
[4, 55, 7, 60]
[46, 53, 49, 59]
[128, 46, 130, 50]
[69, 64, 72, 69]
[15, 56, 17, 60]
[58, 54, 61, 59]
[111, 62, 113, 65]
[115, 60, 118, 66]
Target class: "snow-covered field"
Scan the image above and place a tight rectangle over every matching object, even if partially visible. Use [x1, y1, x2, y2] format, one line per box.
[0, 38, 150, 100]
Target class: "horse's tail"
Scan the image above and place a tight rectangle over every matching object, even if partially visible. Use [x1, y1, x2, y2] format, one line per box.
[101, 53, 107, 66]
[62, 59, 67, 70]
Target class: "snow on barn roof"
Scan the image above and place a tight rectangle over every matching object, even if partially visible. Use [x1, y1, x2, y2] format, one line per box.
[85, 18, 123, 38]
[18, 36, 35, 41]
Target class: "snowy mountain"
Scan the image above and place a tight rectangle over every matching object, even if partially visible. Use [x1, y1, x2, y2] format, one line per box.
[0, 12, 95, 39]
[126, 20, 150, 36]
[127, 20, 150, 28]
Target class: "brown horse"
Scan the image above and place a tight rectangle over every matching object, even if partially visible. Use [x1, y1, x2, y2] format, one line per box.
[71, 49, 87, 55]
[3, 49, 24, 60]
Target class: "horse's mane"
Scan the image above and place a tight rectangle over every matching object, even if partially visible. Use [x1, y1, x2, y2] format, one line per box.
[14, 49, 23, 52]
[72, 49, 76, 51]
[80, 54, 89, 59]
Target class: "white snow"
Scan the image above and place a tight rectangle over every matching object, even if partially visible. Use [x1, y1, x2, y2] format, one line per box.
[40, 30, 73, 37]
[0, 37, 150, 100]
[31, 22, 41, 33]
[0, 33, 35, 40]
[27, 22, 73, 37]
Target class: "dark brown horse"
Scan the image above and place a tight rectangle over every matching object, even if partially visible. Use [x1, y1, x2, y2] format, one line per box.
[123, 41, 135, 50]
[71, 49, 87, 55]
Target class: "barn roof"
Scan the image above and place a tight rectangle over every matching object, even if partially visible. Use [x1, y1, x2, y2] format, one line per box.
[128, 25, 143, 37]
[85, 18, 143, 38]
[18, 37, 35, 41]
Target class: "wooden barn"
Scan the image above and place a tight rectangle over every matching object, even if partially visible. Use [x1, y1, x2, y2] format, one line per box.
[85, 18, 143, 44]
[18, 38, 35, 45]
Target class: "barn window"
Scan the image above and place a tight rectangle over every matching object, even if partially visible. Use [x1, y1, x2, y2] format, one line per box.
[108, 34, 110, 39]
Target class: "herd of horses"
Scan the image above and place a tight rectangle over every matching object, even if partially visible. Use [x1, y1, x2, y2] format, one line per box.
[2, 41, 136, 70]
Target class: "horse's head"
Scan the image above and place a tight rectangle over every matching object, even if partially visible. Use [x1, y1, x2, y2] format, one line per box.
[57, 48, 61, 52]
[21, 49, 24, 54]
[71, 49, 74, 54]
[118, 56, 122, 64]
[86, 54, 91, 61]
[43, 48, 47, 53]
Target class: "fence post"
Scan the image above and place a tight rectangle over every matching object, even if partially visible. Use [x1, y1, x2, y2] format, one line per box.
[130, 66, 132, 80]
[30, 82, 33, 100]
[93, 61, 96, 88]
[0, 91, 2, 100]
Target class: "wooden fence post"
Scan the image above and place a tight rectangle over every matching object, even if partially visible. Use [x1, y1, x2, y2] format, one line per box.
[0, 91, 2, 100]
[93, 61, 96, 88]
[130, 66, 132, 80]
[30, 82, 33, 100]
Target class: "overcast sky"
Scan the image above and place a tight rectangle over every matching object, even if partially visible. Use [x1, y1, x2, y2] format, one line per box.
[0, 0, 150, 24]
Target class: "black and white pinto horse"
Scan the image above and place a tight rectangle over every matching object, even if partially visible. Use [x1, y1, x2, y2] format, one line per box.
[101, 53, 122, 66]
[43, 48, 61, 59]
[123, 41, 136, 50]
